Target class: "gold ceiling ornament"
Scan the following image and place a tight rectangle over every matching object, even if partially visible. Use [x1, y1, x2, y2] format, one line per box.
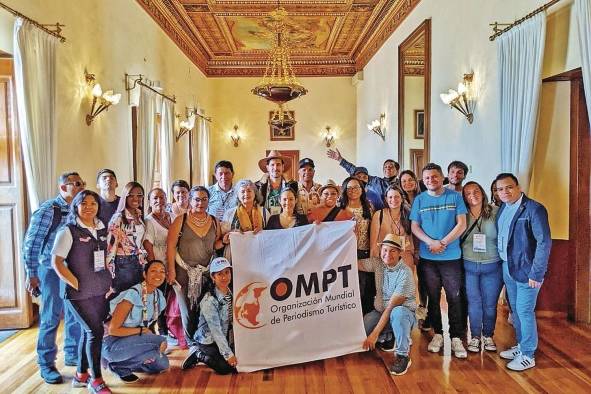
[269, 104, 296, 129]
[252, 6, 308, 105]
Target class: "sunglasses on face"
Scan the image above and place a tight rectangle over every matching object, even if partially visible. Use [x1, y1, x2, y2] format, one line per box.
[64, 181, 86, 187]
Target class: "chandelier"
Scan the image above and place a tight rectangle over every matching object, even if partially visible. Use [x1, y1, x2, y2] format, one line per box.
[252, 6, 307, 127]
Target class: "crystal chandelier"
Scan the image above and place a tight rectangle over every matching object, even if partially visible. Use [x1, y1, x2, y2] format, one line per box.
[252, 5, 307, 128]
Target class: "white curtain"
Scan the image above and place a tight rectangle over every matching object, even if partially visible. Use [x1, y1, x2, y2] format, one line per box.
[576, 0, 591, 119]
[137, 86, 157, 190]
[160, 99, 175, 195]
[498, 13, 546, 192]
[13, 18, 57, 210]
[194, 112, 210, 186]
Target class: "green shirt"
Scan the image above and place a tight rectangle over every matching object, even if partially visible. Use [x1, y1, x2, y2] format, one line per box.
[462, 205, 500, 263]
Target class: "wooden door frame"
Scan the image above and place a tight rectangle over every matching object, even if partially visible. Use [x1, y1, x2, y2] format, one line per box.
[397, 19, 431, 169]
[543, 68, 591, 323]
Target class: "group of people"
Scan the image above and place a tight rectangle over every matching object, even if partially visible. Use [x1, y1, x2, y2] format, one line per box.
[22, 148, 551, 392]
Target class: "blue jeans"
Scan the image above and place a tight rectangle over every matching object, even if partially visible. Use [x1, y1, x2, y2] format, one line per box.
[502, 261, 541, 358]
[363, 306, 416, 356]
[37, 264, 81, 368]
[464, 260, 503, 338]
[103, 334, 169, 377]
[112, 255, 143, 293]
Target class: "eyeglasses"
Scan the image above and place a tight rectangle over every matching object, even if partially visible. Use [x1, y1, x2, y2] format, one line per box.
[64, 181, 86, 187]
[346, 185, 362, 191]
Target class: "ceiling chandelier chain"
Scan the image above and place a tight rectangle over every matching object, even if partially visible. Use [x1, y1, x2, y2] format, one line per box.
[252, 3, 308, 127]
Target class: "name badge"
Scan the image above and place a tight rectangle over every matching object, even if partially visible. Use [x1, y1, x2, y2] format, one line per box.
[94, 250, 106, 272]
[473, 233, 487, 253]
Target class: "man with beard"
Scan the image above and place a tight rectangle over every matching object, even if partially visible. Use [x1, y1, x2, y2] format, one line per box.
[255, 150, 295, 216]
[296, 158, 322, 215]
[446, 161, 469, 192]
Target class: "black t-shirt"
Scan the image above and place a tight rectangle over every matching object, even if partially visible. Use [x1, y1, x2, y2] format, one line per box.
[265, 213, 309, 230]
[98, 195, 120, 226]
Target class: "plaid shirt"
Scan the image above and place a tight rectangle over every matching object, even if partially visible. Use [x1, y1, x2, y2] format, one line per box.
[22, 195, 69, 278]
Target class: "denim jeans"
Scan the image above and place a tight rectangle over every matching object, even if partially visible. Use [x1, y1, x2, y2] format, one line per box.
[502, 261, 541, 358]
[103, 334, 169, 377]
[464, 260, 503, 338]
[112, 255, 143, 293]
[65, 296, 109, 378]
[420, 258, 465, 338]
[37, 264, 80, 368]
[363, 306, 416, 356]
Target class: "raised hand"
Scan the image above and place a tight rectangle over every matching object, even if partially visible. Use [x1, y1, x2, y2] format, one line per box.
[326, 148, 342, 162]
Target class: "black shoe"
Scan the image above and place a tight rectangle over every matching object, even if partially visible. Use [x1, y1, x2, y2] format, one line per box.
[377, 338, 395, 352]
[40, 366, 63, 384]
[419, 319, 432, 332]
[389, 355, 412, 376]
[182, 349, 201, 370]
[119, 373, 139, 384]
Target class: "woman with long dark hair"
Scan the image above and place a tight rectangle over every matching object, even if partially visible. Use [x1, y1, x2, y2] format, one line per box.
[461, 181, 502, 353]
[265, 184, 309, 229]
[399, 170, 421, 205]
[369, 185, 414, 266]
[103, 260, 169, 383]
[106, 181, 148, 294]
[340, 176, 374, 314]
[52, 190, 112, 393]
[167, 186, 223, 370]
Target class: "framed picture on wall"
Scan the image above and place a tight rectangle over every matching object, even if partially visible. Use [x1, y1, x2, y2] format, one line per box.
[269, 110, 295, 141]
[414, 110, 425, 139]
[266, 150, 299, 181]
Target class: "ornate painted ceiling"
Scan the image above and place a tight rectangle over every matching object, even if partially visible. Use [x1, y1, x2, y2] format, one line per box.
[402, 30, 424, 76]
[137, 0, 421, 77]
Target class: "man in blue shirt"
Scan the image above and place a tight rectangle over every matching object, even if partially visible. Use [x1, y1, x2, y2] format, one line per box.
[23, 171, 84, 384]
[495, 173, 551, 371]
[207, 161, 237, 221]
[410, 163, 467, 358]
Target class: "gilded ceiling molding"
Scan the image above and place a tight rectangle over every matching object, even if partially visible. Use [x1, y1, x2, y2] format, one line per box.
[137, 0, 420, 77]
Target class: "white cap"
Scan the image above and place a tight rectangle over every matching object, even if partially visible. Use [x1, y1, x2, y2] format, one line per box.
[209, 257, 231, 274]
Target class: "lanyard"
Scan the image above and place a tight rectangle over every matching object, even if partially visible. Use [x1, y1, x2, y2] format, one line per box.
[141, 282, 159, 328]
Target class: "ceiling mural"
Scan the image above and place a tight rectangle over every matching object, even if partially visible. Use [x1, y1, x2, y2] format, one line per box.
[137, 0, 422, 77]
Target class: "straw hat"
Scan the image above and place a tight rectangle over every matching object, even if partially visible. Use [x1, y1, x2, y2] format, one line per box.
[318, 179, 339, 195]
[377, 234, 402, 250]
[258, 150, 292, 173]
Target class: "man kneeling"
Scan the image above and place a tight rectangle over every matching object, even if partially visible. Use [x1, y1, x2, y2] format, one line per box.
[361, 234, 416, 375]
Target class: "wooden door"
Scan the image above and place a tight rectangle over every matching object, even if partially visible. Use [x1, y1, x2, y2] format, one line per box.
[409, 149, 425, 176]
[0, 58, 32, 328]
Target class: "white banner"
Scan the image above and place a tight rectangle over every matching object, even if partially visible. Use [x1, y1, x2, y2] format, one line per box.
[230, 221, 365, 372]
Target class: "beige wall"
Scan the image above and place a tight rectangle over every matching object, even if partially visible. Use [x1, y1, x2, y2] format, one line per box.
[529, 82, 570, 240]
[403, 76, 425, 169]
[209, 77, 356, 185]
[357, 0, 580, 238]
[0, 0, 213, 191]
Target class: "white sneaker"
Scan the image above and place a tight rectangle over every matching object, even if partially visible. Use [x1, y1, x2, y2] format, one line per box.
[467, 337, 481, 353]
[451, 338, 467, 359]
[427, 334, 443, 353]
[507, 354, 535, 371]
[483, 336, 497, 352]
[499, 345, 521, 360]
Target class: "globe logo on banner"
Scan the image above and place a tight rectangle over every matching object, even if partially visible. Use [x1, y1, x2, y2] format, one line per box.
[234, 282, 268, 329]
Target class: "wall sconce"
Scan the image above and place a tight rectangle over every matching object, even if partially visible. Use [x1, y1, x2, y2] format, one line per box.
[176, 113, 196, 141]
[367, 113, 386, 140]
[230, 125, 241, 147]
[440, 72, 475, 124]
[85, 72, 121, 125]
[323, 126, 335, 147]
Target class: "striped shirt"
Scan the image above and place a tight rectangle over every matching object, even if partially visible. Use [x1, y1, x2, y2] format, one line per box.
[22, 195, 70, 278]
[358, 257, 416, 312]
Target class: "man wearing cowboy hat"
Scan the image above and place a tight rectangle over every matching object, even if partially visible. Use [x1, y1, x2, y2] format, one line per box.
[308, 179, 352, 223]
[360, 234, 416, 376]
[255, 150, 297, 216]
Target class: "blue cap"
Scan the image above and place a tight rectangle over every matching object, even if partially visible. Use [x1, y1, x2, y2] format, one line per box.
[209, 257, 231, 274]
[354, 166, 369, 175]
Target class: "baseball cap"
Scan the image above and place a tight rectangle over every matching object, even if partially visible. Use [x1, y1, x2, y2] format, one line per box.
[299, 158, 315, 169]
[210, 257, 232, 274]
[354, 166, 369, 175]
